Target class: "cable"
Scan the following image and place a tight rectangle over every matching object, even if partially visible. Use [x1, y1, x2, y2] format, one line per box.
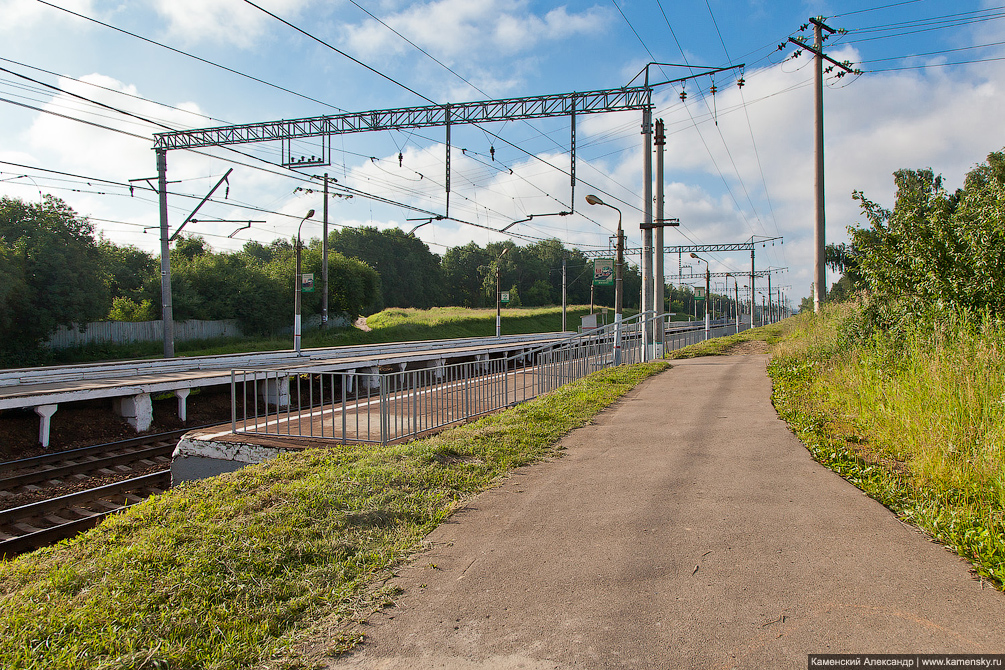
[242, 0, 435, 106]
[36, 0, 348, 113]
[831, 0, 926, 18]
[0, 56, 225, 125]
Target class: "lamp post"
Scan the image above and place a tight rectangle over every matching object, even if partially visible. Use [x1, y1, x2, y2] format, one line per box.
[586, 194, 624, 364]
[495, 247, 509, 337]
[294, 209, 315, 355]
[690, 253, 710, 340]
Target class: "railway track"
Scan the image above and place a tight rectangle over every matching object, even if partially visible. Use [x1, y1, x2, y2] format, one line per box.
[0, 428, 202, 558]
[0, 471, 171, 557]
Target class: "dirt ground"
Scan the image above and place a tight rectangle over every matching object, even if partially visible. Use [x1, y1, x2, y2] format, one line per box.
[0, 388, 235, 462]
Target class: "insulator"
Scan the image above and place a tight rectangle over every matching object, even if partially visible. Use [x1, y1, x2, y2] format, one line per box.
[224, 185, 229, 199]
[778, 42, 786, 50]
[680, 90, 687, 102]
[737, 77, 745, 89]
[398, 152, 403, 167]
[793, 50, 802, 58]
[490, 146, 496, 161]
[710, 84, 717, 95]
[129, 185, 134, 197]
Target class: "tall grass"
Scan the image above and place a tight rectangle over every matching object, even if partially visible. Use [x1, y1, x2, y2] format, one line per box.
[769, 303, 1005, 587]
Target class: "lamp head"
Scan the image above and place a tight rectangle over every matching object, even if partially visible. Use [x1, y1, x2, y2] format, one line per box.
[585, 194, 605, 206]
[305, 209, 315, 220]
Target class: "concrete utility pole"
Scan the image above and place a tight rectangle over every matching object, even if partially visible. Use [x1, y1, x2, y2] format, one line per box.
[156, 149, 173, 358]
[767, 273, 773, 324]
[322, 173, 329, 328]
[562, 257, 567, 332]
[788, 18, 858, 313]
[641, 106, 654, 355]
[655, 118, 666, 348]
[812, 20, 825, 314]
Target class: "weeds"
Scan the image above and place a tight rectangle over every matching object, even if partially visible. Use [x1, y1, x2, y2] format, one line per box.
[768, 304, 1005, 589]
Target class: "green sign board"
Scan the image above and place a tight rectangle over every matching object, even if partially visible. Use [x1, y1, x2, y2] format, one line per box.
[300, 273, 314, 293]
[694, 286, 705, 301]
[501, 291, 510, 304]
[593, 258, 614, 286]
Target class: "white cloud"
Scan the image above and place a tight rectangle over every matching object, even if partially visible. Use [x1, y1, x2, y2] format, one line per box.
[342, 0, 609, 62]
[0, 0, 94, 34]
[151, 0, 313, 49]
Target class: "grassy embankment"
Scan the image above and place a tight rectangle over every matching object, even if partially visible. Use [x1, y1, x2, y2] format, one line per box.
[682, 306, 1005, 590]
[0, 361, 667, 670]
[38, 305, 616, 367]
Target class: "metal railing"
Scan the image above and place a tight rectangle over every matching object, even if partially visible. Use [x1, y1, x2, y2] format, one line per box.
[230, 312, 747, 445]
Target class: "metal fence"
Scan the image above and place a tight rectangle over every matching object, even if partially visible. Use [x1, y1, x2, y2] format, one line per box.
[230, 312, 748, 445]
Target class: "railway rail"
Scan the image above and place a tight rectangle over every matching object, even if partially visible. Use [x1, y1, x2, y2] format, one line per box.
[0, 429, 203, 558]
[0, 471, 170, 558]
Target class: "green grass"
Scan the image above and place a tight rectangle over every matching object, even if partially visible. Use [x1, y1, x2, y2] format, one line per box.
[36, 306, 606, 367]
[0, 361, 668, 670]
[766, 305, 1005, 589]
[664, 319, 795, 359]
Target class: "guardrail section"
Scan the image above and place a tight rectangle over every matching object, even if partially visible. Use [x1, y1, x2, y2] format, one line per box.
[230, 314, 744, 445]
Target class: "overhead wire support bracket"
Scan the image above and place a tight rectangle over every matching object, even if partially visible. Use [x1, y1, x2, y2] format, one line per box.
[170, 168, 233, 241]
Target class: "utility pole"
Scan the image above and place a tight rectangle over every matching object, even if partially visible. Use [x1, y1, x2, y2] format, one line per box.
[750, 245, 755, 330]
[812, 19, 826, 314]
[641, 106, 654, 357]
[655, 118, 666, 350]
[788, 18, 859, 313]
[322, 173, 329, 328]
[562, 256, 567, 332]
[156, 149, 173, 358]
[767, 272, 773, 324]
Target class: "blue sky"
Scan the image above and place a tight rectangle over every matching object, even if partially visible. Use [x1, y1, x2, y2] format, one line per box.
[2, 0, 1004, 306]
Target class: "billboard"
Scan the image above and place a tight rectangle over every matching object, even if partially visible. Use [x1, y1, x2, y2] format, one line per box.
[593, 258, 614, 286]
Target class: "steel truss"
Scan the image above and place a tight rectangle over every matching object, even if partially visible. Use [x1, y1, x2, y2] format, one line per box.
[153, 87, 653, 150]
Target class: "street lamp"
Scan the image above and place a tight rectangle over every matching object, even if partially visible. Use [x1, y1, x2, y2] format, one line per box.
[294, 208, 315, 355]
[690, 253, 711, 340]
[495, 247, 509, 337]
[586, 194, 625, 364]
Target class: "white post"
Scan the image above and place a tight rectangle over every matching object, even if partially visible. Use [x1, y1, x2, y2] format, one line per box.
[34, 404, 57, 448]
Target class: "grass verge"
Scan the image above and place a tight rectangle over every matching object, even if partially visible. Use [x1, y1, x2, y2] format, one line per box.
[665, 320, 794, 359]
[766, 306, 1005, 590]
[0, 360, 667, 670]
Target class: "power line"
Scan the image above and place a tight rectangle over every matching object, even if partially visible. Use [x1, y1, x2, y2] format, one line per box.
[37, 0, 348, 113]
[831, 0, 927, 18]
[0, 56, 225, 125]
[242, 0, 436, 106]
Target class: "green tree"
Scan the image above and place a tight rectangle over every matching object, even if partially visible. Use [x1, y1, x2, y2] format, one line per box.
[98, 240, 156, 306]
[442, 242, 492, 307]
[329, 226, 443, 312]
[0, 196, 108, 353]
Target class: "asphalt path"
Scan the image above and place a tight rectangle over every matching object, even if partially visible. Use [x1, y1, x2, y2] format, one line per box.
[326, 354, 1005, 669]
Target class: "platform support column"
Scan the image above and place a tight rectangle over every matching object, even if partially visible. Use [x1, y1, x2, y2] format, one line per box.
[115, 393, 153, 432]
[175, 388, 191, 422]
[34, 404, 57, 448]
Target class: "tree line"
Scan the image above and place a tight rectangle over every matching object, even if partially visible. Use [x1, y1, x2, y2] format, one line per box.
[4, 195, 719, 361]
